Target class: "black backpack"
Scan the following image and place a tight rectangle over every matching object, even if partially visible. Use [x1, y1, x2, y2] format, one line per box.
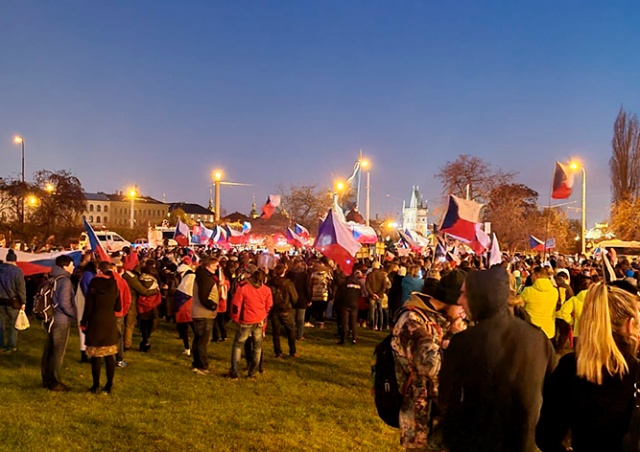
[33, 276, 64, 325]
[371, 307, 429, 428]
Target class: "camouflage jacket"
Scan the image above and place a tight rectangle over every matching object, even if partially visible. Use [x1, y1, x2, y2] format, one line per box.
[391, 293, 449, 450]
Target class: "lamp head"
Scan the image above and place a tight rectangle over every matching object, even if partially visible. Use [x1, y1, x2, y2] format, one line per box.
[27, 195, 38, 206]
[361, 159, 369, 169]
[13, 136, 23, 144]
[213, 170, 223, 181]
[45, 183, 55, 193]
[335, 181, 345, 192]
[569, 161, 580, 171]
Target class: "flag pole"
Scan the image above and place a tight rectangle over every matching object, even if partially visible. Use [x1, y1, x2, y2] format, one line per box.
[543, 172, 553, 262]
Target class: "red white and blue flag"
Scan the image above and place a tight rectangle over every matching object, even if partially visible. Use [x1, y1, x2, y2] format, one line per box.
[529, 235, 555, 252]
[551, 162, 574, 200]
[470, 223, 491, 255]
[225, 224, 245, 244]
[313, 209, 361, 275]
[242, 221, 252, 234]
[261, 195, 281, 220]
[192, 222, 214, 246]
[294, 223, 309, 239]
[0, 248, 83, 276]
[82, 216, 111, 262]
[285, 227, 306, 248]
[440, 195, 484, 243]
[173, 219, 190, 247]
[348, 223, 378, 244]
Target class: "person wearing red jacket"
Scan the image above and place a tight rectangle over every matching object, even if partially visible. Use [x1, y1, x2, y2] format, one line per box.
[228, 264, 273, 379]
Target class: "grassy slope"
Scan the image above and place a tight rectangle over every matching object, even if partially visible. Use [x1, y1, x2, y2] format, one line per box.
[0, 319, 402, 452]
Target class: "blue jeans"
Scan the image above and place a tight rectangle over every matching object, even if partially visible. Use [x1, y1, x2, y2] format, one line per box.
[231, 322, 263, 376]
[368, 298, 382, 330]
[293, 308, 305, 339]
[0, 306, 19, 349]
[41, 318, 71, 388]
[192, 318, 214, 370]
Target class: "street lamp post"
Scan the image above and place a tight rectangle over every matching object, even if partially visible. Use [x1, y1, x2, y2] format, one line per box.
[570, 162, 587, 255]
[360, 159, 371, 226]
[128, 187, 137, 229]
[213, 171, 223, 222]
[13, 136, 24, 182]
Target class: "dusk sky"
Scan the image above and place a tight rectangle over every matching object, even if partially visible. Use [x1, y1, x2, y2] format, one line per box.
[2, 1, 639, 227]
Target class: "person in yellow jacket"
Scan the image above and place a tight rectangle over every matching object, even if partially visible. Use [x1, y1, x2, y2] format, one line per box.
[520, 267, 559, 339]
[557, 277, 593, 345]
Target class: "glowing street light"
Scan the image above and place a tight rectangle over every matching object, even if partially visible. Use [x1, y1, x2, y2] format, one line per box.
[569, 160, 587, 255]
[360, 158, 371, 227]
[335, 181, 345, 192]
[212, 170, 224, 221]
[45, 183, 55, 193]
[27, 195, 38, 207]
[127, 186, 138, 228]
[13, 135, 25, 183]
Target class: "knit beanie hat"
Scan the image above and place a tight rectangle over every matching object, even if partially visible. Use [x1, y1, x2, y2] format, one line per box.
[433, 269, 465, 305]
[6, 249, 17, 262]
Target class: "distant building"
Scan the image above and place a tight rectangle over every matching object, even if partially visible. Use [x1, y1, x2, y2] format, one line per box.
[168, 202, 215, 224]
[83, 192, 169, 228]
[402, 186, 429, 236]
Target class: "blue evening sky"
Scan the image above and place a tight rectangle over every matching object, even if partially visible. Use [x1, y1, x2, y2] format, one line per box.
[2, 1, 639, 227]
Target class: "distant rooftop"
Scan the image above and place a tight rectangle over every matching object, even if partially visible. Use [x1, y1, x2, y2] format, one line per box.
[167, 202, 213, 215]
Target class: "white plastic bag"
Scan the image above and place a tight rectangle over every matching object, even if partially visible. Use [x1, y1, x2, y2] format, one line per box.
[15, 310, 30, 331]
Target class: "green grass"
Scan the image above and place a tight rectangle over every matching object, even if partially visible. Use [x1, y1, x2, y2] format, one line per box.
[0, 318, 402, 452]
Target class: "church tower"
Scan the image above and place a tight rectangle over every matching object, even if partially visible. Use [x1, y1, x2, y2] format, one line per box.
[402, 186, 429, 235]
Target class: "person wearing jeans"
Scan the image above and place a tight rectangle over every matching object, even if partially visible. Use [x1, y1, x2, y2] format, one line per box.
[190, 256, 220, 375]
[286, 260, 310, 340]
[41, 255, 76, 391]
[228, 264, 273, 379]
[0, 249, 27, 352]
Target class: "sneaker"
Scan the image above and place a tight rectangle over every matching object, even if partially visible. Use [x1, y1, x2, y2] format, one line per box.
[116, 361, 127, 368]
[193, 368, 210, 376]
[351, 340, 357, 345]
[304, 322, 314, 328]
[182, 349, 191, 356]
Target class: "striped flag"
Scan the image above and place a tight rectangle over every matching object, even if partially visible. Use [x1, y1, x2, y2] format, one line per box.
[82, 216, 111, 262]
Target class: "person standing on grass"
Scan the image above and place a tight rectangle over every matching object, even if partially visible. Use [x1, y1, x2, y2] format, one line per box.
[82, 261, 121, 394]
[337, 269, 362, 345]
[286, 259, 310, 340]
[365, 261, 387, 331]
[0, 249, 27, 352]
[122, 264, 160, 352]
[41, 255, 76, 392]
[228, 265, 272, 379]
[190, 256, 220, 375]
[267, 264, 298, 358]
[111, 263, 132, 368]
[309, 261, 333, 328]
[76, 260, 96, 363]
[174, 257, 196, 356]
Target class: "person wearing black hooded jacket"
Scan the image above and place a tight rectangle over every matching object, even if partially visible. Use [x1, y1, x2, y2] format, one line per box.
[267, 264, 298, 358]
[439, 267, 554, 452]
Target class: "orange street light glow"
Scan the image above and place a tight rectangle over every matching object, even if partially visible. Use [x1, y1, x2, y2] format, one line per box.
[13, 135, 23, 144]
[361, 159, 369, 169]
[335, 181, 345, 191]
[45, 183, 55, 193]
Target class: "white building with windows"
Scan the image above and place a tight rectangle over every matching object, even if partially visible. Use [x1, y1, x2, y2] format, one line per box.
[402, 186, 429, 236]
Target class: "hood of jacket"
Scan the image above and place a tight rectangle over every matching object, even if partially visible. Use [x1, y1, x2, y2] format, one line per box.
[532, 278, 556, 293]
[466, 267, 510, 321]
[402, 292, 444, 320]
[50, 265, 71, 279]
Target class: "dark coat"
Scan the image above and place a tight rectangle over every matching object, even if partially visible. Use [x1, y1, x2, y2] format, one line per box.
[81, 276, 121, 347]
[337, 274, 362, 310]
[268, 275, 298, 313]
[536, 351, 638, 452]
[439, 268, 555, 452]
[286, 269, 310, 309]
[387, 272, 403, 318]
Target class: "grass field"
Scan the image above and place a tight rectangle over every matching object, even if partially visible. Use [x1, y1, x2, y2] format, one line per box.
[0, 317, 402, 452]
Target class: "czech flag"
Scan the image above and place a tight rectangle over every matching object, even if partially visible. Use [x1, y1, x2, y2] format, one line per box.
[551, 162, 574, 200]
[313, 209, 361, 275]
[470, 223, 491, 255]
[348, 223, 378, 244]
[440, 195, 485, 243]
[225, 225, 245, 244]
[242, 221, 252, 234]
[529, 235, 545, 252]
[0, 248, 83, 276]
[285, 227, 306, 248]
[173, 219, 190, 246]
[261, 195, 281, 220]
[82, 216, 111, 262]
[294, 223, 309, 239]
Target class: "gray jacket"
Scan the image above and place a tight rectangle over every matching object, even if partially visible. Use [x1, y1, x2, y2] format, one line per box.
[51, 265, 77, 321]
[0, 262, 27, 307]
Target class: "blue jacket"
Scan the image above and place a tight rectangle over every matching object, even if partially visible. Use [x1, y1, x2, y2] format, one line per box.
[0, 263, 27, 306]
[51, 265, 77, 321]
[401, 276, 424, 304]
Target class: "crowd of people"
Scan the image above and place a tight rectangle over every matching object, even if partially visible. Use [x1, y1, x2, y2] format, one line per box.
[1, 243, 640, 450]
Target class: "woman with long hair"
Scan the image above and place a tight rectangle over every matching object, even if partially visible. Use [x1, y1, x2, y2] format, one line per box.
[537, 282, 640, 451]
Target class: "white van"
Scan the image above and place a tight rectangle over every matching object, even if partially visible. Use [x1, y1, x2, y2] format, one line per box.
[92, 231, 131, 252]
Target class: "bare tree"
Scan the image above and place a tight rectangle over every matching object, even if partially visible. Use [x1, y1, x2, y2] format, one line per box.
[610, 107, 640, 203]
[277, 184, 332, 229]
[435, 154, 516, 202]
[485, 183, 539, 251]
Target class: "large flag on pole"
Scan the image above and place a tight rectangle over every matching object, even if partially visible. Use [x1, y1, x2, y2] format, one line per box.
[551, 162, 575, 200]
[0, 248, 83, 276]
[313, 209, 361, 275]
[338, 159, 361, 217]
[82, 217, 111, 262]
[285, 227, 306, 248]
[294, 223, 309, 239]
[173, 219, 190, 246]
[440, 195, 484, 242]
